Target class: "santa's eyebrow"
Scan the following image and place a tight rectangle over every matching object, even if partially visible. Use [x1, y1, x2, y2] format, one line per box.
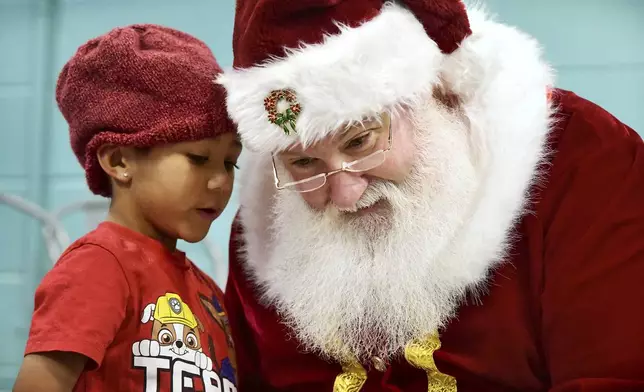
[335, 119, 382, 141]
[341, 115, 384, 132]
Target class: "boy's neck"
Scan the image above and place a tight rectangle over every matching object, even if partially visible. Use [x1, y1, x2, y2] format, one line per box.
[107, 198, 177, 251]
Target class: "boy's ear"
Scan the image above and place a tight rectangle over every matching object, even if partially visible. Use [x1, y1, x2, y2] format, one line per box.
[96, 144, 132, 185]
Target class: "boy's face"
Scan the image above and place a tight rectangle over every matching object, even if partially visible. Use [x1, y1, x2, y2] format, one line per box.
[121, 134, 242, 246]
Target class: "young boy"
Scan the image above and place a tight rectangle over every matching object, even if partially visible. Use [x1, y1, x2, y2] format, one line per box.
[13, 24, 240, 392]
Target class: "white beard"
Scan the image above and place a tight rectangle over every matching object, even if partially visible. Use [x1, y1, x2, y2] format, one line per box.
[253, 101, 493, 364]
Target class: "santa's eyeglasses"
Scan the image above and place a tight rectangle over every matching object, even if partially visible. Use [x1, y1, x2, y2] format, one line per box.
[271, 116, 393, 193]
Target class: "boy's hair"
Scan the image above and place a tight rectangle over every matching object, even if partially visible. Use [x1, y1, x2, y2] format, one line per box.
[56, 24, 236, 197]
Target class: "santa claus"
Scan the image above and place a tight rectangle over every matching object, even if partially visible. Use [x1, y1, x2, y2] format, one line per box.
[216, 0, 644, 391]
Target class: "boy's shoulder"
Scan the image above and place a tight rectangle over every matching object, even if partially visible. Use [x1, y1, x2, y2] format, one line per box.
[63, 221, 122, 251]
[52, 223, 120, 268]
[59, 221, 172, 266]
[51, 222, 125, 271]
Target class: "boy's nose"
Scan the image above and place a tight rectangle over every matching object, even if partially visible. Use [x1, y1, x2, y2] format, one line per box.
[207, 171, 231, 192]
[327, 172, 368, 210]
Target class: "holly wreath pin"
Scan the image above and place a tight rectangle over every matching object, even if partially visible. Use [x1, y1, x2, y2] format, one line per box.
[264, 88, 301, 135]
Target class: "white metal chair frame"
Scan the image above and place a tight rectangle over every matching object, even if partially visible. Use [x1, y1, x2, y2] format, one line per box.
[0, 192, 70, 264]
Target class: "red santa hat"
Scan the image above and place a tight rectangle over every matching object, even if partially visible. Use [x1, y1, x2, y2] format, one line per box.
[217, 0, 554, 153]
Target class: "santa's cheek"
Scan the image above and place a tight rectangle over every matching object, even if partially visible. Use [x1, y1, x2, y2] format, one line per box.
[300, 191, 328, 210]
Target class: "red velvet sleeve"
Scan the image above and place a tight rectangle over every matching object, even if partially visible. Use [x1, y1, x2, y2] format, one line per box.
[25, 243, 130, 368]
[540, 100, 644, 390]
[225, 217, 276, 392]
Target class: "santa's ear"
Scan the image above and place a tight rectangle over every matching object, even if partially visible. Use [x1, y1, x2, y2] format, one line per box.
[141, 304, 156, 324]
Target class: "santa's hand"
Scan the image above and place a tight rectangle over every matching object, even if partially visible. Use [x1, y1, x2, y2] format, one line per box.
[132, 339, 160, 357]
[194, 351, 213, 371]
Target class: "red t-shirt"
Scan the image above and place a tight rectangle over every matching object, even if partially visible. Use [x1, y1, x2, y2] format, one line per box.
[25, 221, 237, 392]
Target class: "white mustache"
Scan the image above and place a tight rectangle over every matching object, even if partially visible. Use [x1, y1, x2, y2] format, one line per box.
[335, 181, 392, 213]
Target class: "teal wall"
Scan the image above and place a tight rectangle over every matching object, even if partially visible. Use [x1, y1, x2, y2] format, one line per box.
[0, 0, 642, 389]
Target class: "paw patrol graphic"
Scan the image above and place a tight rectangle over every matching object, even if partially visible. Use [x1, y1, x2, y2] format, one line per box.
[132, 293, 237, 392]
[133, 293, 212, 370]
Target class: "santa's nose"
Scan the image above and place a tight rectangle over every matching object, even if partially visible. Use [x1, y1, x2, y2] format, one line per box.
[175, 341, 184, 349]
[327, 172, 368, 209]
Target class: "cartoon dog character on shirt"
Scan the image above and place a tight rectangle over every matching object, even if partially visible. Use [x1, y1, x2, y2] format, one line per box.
[132, 293, 213, 370]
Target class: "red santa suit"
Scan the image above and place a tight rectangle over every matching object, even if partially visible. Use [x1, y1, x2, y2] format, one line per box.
[216, 0, 644, 391]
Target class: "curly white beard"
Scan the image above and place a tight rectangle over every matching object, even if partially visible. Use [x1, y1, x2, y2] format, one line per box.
[252, 100, 495, 364]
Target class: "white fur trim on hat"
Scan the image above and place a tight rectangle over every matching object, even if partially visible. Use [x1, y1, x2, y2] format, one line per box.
[216, 2, 443, 153]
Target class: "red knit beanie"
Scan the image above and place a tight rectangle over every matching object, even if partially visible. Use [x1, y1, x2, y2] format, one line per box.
[56, 24, 235, 197]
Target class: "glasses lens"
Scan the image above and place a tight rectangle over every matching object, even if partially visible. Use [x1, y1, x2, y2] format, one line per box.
[283, 174, 327, 193]
[345, 151, 386, 172]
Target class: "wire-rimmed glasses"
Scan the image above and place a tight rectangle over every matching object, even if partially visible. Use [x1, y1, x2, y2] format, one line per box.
[271, 117, 393, 193]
